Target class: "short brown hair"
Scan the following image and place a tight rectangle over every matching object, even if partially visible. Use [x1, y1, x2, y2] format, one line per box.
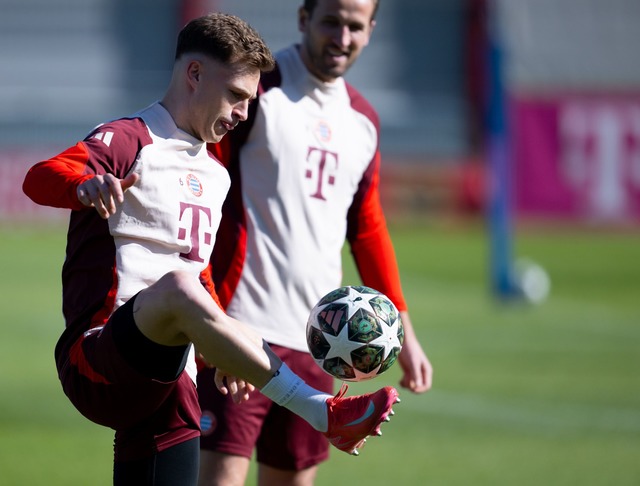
[175, 13, 275, 72]
[302, 0, 380, 20]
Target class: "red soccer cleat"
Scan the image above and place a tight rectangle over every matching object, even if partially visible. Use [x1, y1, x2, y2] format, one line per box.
[324, 383, 400, 456]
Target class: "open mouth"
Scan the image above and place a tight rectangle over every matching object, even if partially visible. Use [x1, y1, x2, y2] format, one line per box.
[326, 47, 348, 60]
[221, 120, 236, 131]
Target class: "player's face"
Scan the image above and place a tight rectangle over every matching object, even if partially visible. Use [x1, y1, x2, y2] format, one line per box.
[189, 57, 259, 143]
[298, 0, 376, 82]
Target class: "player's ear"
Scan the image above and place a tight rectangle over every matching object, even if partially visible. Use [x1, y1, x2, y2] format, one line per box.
[187, 60, 201, 85]
[298, 6, 309, 32]
[364, 19, 376, 46]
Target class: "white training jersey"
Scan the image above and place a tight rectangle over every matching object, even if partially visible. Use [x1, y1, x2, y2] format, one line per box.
[25, 101, 231, 383]
[107, 103, 230, 310]
[211, 46, 381, 351]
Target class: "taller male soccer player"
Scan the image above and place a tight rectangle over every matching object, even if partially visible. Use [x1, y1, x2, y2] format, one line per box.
[198, 1, 432, 485]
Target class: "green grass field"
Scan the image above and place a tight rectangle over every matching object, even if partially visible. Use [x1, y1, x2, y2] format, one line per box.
[1, 221, 639, 485]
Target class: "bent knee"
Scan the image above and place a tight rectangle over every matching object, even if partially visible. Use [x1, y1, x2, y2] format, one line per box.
[155, 270, 201, 297]
[137, 270, 206, 317]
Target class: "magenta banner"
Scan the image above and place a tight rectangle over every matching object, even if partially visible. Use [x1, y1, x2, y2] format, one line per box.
[511, 94, 640, 222]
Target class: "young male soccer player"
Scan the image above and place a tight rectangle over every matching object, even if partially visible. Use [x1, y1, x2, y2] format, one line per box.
[22, 13, 399, 485]
[197, 1, 433, 485]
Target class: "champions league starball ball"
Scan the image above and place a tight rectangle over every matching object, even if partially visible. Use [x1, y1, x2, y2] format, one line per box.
[306, 286, 404, 382]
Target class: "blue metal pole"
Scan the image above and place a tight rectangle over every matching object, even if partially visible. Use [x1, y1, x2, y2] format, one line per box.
[485, 1, 519, 299]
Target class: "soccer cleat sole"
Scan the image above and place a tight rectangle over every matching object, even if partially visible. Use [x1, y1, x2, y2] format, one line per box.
[352, 402, 397, 455]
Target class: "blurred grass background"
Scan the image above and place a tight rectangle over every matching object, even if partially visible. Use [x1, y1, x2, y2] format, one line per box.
[1, 221, 638, 485]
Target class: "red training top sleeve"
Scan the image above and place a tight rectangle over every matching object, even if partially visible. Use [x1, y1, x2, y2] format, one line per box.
[347, 151, 408, 312]
[22, 142, 93, 210]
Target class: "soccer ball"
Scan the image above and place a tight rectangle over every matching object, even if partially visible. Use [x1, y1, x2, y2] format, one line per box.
[306, 285, 404, 382]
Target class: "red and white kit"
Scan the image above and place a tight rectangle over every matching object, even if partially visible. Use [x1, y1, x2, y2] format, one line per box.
[24, 102, 230, 460]
[211, 45, 407, 352]
[200, 45, 407, 469]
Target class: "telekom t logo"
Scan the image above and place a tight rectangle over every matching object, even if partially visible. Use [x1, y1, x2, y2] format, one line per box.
[305, 146, 339, 200]
[177, 202, 212, 262]
[560, 101, 640, 219]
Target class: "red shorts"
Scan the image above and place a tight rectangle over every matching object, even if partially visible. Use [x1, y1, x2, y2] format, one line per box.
[197, 345, 334, 471]
[56, 297, 201, 462]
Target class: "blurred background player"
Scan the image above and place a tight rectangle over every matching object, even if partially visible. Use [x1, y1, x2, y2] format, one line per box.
[22, 13, 398, 485]
[197, 1, 433, 485]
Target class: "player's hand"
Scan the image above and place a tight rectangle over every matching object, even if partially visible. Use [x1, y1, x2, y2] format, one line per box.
[397, 312, 433, 393]
[214, 368, 255, 404]
[77, 172, 139, 219]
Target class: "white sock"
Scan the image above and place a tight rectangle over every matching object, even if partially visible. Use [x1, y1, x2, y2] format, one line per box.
[260, 362, 332, 432]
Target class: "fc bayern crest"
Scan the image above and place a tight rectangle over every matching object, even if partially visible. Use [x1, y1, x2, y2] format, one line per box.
[314, 120, 332, 143]
[185, 173, 203, 197]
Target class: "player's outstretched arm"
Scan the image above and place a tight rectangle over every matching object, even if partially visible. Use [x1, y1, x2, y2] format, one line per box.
[23, 142, 137, 214]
